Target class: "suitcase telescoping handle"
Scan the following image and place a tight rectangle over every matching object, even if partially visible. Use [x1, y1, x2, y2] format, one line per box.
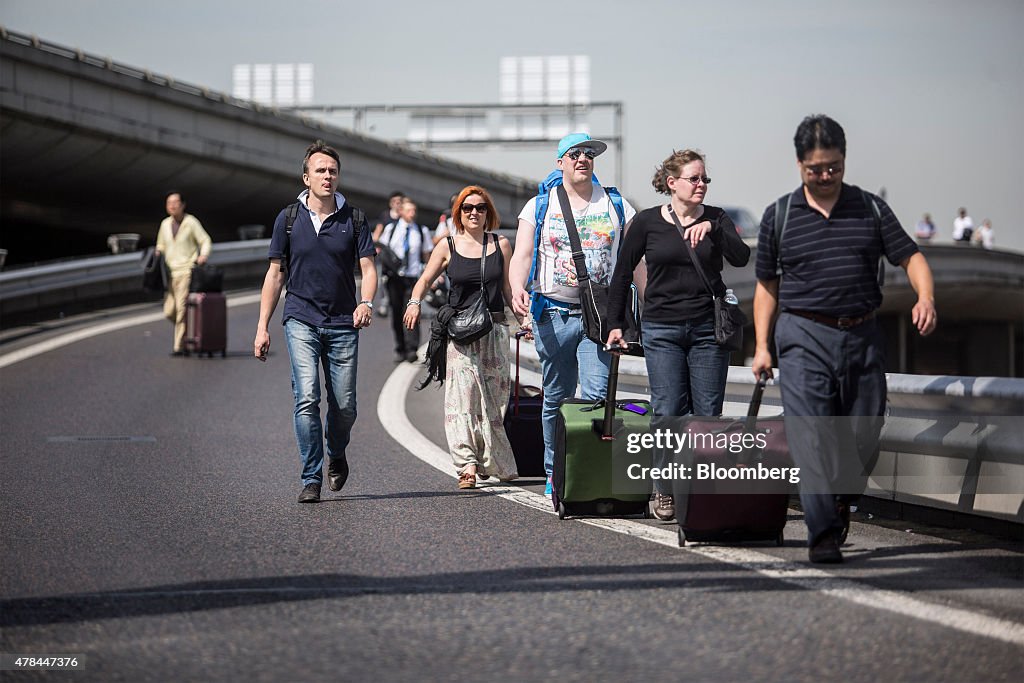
[601, 352, 621, 440]
[513, 329, 530, 415]
[743, 371, 770, 434]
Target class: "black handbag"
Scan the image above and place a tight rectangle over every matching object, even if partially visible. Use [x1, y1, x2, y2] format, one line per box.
[445, 234, 493, 346]
[141, 248, 167, 292]
[555, 185, 643, 356]
[375, 241, 403, 277]
[189, 263, 224, 293]
[669, 207, 746, 352]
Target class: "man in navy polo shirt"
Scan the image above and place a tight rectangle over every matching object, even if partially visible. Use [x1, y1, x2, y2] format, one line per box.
[254, 140, 378, 504]
[752, 115, 937, 563]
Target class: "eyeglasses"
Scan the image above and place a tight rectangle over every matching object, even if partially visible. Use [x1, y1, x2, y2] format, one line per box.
[674, 175, 711, 186]
[566, 147, 598, 160]
[460, 203, 489, 214]
[803, 163, 844, 177]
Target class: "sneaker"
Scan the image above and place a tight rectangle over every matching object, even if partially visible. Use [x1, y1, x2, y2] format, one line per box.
[809, 532, 844, 564]
[651, 492, 675, 521]
[297, 483, 321, 504]
[544, 477, 553, 496]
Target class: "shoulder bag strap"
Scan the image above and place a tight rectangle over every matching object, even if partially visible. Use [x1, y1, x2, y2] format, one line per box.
[773, 194, 792, 277]
[668, 206, 716, 299]
[555, 184, 591, 283]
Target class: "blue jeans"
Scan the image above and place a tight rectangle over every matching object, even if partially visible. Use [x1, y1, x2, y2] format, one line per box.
[284, 319, 359, 486]
[642, 316, 730, 493]
[533, 308, 612, 477]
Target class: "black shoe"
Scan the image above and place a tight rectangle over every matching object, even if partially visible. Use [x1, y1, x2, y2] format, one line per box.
[405, 351, 418, 363]
[837, 500, 851, 545]
[327, 456, 349, 492]
[298, 483, 321, 503]
[170, 350, 185, 357]
[394, 352, 406, 363]
[809, 533, 844, 564]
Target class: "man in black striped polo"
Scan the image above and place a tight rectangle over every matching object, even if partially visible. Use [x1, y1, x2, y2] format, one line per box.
[751, 115, 937, 564]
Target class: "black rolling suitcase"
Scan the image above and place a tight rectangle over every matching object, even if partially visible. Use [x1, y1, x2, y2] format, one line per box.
[184, 292, 227, 358]
[552, 354, 652, 519]
[675, 373, 792, 546]
[504, 330, 545, 478]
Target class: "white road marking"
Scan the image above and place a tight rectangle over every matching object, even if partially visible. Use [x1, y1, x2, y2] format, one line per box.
[0, 293, 263, 369]
[380, 357, 1024, 647]
[4, 310, 1021, 647]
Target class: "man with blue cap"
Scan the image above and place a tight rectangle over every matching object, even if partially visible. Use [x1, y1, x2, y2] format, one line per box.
[509, 133, 637, 495]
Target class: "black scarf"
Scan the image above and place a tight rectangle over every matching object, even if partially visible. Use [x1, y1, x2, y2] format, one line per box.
[416, 305, 458, 390]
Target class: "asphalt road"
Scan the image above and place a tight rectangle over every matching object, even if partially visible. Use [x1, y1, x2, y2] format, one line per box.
[1, 293, 1021, 682]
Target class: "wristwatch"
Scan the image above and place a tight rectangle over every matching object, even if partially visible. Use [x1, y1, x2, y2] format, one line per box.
[359, 300, 373, 310]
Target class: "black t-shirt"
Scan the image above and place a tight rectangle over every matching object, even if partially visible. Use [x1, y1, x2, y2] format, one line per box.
[607, 204, 751, 327]
[446, 235, 504, 312]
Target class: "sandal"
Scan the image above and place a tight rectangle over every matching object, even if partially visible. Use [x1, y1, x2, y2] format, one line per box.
[458, 471, 476, 489]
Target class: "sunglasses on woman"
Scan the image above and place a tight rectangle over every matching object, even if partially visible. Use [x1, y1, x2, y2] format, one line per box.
[460, 203, 489, 214]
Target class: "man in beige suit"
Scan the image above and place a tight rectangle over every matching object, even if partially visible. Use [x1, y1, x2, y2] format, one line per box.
[155, 191, 212, 355]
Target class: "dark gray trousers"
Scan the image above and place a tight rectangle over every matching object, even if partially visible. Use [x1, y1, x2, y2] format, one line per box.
[775, 312, 886, 545]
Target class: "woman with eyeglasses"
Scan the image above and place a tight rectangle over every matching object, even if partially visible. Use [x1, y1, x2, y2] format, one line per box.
[605, 149, 751, 521]
[404, 185, 525, 489]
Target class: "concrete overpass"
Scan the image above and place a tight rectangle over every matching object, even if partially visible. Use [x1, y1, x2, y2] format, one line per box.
[0, 27, 536, 265]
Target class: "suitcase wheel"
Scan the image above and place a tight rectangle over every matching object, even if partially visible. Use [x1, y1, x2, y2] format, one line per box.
[776, 531, 785, 547]
[677, 526, 687, 547]
[557, 501, 567, 520]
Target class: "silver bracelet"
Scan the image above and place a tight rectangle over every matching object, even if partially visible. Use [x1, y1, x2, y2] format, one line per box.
[406, 299, 421, 307]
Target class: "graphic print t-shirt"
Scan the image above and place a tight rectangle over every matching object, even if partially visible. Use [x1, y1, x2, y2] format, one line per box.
[517, 185, 636, 304]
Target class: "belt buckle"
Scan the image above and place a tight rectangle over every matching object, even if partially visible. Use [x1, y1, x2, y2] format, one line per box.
[837, 316, 854, 330]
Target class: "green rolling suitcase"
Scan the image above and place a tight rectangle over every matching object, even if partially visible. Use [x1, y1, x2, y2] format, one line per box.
[552, 355, 652, 520]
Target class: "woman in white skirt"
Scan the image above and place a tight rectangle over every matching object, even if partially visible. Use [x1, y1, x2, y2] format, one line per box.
[403, 185, 526, 489]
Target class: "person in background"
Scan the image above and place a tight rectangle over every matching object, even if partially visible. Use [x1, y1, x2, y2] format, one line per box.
[606, 149, 750, 522]
[433, 193, 458, 245]
[752, 115, 936, 564]
[373, 191, 405, 317]
[380, 198, 433, 362]
[155, 190, 211, 356]
[914, 213, 936, 243]
[508, 132, 637, 496]
[974, 218, 994, 249]
[253, 140, 377, 504]
[953, 207, 974, 243]
[404, 186, 524, 489]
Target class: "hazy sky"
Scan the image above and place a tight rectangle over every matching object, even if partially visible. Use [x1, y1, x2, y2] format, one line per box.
[3, 0, 1022, 251]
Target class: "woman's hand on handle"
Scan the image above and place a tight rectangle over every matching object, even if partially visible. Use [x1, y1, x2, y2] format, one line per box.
[605, 328, 627, 350]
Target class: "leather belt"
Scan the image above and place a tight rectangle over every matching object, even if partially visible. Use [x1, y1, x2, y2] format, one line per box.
[787, 309, 876, 330]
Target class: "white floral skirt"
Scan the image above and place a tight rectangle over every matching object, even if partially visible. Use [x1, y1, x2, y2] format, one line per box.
[444, 322, 518, 479]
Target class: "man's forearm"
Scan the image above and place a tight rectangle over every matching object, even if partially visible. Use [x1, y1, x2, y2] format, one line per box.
[753, 279, 780, 350]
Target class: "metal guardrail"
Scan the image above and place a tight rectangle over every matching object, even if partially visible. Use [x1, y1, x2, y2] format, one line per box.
[515, 342, 1024, 524]
[0, 240, 272, 316]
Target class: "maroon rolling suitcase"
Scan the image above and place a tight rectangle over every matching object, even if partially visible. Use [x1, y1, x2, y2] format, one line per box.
[185, 292, 227, 358]
[675, 373, 793, 546]
[504, 330, 545, 477]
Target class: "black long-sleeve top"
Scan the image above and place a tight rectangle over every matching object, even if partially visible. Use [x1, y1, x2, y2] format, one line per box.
[607, 204, 751, 328]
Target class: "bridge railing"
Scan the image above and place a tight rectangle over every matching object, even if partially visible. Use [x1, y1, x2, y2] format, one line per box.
[516, 343, 1024, 525]
[0, 240, 271, 317]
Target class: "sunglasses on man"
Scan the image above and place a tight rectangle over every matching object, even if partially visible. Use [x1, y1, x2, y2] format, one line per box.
[566, 147, 598, 160]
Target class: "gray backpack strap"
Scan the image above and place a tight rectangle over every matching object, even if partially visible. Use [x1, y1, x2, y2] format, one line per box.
[858, 188, 885, 287]
[773, 194, 792, 277]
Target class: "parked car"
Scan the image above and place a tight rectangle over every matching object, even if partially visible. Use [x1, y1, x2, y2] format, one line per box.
[721, 206, 759, 239]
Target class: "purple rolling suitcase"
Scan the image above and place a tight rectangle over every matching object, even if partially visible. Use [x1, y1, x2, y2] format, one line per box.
[676, 373, 793, 546]
[504, 330, 545, 478]
[185, 292, 227, 358]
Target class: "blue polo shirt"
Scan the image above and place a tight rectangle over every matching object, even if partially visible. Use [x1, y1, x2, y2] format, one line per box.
[755, 183, 918, 317]
[268, 192, 376, 328]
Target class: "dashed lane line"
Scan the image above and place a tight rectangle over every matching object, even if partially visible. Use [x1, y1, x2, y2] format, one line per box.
[380, 358, 1024, 648]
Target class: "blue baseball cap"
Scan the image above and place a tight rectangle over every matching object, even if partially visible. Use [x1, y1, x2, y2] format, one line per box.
[556, 133, 608, 160]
